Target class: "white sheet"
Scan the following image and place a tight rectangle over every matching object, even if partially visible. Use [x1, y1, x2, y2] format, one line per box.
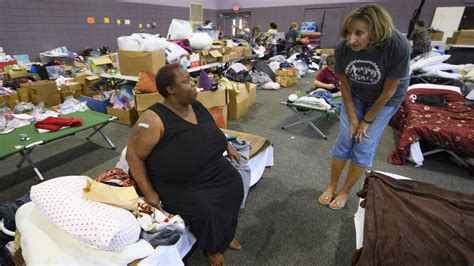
[354, 171, 411, 250]
[407, 83, 462, 94]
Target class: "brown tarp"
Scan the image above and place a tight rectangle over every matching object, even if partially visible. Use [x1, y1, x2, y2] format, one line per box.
[353, 172, 474, 265]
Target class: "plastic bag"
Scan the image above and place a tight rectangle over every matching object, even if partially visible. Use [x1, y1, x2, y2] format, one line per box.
[189, 32, 212, 50]
[13, 102, 35, 114]
[167, 19, 193, 40]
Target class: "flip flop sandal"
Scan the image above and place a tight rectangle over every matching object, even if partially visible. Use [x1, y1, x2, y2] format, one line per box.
[318, 192, 333, 206]
[329, 197, 347, 210]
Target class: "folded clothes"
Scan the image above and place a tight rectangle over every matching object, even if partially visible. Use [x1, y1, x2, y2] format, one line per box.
[34, 117, 82, 132]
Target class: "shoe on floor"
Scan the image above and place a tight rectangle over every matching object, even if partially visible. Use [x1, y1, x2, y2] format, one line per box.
[329, 194, 348, 210]
[318, 191, 334, 206]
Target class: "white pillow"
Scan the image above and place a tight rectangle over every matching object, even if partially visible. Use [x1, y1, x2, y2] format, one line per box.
[424, 70, 461, 80]
[411, 54, 451, 71]
[421, 63, 461, 73]
[117, 36, 141, 52]
[189, 32, 212, 50]
[30, 175, 141, 251]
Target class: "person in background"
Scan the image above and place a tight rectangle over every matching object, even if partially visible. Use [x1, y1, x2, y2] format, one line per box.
[317, 4, 410, 210]
[314, 54, 340, 94]
[410, 20, 431, 59]
[252, 25, 263, 45]
[203, 19, 213, 29]
[285, 22, 299, 57]
[234, 20, 250, 38]
[126, 63, 244, 265]
[267, 22, 278, 55]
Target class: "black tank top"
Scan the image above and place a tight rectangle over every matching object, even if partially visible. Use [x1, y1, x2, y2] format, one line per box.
[145, 101, 229, 186]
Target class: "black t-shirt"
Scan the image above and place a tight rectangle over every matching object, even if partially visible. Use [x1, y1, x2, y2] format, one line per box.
[334, 29, 410, 106]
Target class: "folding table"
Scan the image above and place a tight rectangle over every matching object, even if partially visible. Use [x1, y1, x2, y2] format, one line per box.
[0, 111, 117, 180]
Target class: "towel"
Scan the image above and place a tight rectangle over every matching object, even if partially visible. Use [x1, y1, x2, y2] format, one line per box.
[34, 117, 82, 132]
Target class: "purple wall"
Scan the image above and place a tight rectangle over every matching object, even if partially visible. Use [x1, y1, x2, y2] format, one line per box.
[217, 0, 471, 45]
[0, 0, 217, 60]
[1, 0, 472, 59]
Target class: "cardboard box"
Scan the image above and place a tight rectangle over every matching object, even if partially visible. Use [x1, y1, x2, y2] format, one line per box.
[276, 75, 297, 88]
[246, 82, 257, 107]
[235, 47, 245, 57]
[106, 107, 138, 125]
[6, 69, 28, 80]
[189, 53, 200, 68]
[87, 56, 113, 74]
[275, 68, 299, 77]
[243, 47, 252, 57]
[197, 89, 228, 109]
[317, 48, 335, 55]
[118, 50, 166, 77]
[28, 80, 61, 107]
[17, 85, 30, 102]
[135, 92, 164, 112]
[0, 92, 20, 109]
[428, 31, 444, 41]
[455, 29, 474, 45]
[227, 82, 249, 119]
[61, 82, 83, 98]
[60, 90, 75, 101]
[221, 128, 271, 158]
[75, 73, 101, 95]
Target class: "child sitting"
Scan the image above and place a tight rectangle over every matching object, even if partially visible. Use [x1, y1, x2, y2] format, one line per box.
[314, 54, 340, 95]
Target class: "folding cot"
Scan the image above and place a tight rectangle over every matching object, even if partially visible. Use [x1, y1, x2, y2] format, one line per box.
[0, 110, 117, 180]
[280, 96, 341, 139]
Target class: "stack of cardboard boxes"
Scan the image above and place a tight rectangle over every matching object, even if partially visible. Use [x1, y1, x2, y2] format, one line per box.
[134, 81, 257, 125]
[275, 68, 298, 88]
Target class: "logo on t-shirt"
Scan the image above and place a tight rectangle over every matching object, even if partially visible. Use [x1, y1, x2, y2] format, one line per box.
[345, 60, 381, 85]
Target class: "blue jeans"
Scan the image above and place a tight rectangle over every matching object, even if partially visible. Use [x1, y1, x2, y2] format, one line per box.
[330, 97, 399, 168]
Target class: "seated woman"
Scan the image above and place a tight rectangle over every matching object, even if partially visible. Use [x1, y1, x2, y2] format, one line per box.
[314, 54, 341, 95]
[126, 63, 244, 265]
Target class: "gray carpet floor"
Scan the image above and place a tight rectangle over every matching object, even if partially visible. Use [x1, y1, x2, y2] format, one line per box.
[0, 75, 472, 265]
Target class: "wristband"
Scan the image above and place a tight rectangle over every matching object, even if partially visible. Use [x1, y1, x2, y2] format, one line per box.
[363, 118, 372, 124]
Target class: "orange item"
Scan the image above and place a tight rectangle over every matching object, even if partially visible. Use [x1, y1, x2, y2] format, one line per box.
[209, 106, 226, 129]
[135, 72, 158, 93]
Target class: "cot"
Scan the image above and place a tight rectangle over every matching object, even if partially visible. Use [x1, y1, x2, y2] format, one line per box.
[280, 96, 341, 139]
[388, 84, 474, 169]
[0, 110, 117, 180]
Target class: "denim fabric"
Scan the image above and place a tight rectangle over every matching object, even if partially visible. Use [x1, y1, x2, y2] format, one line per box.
[330, 97, 399, 168]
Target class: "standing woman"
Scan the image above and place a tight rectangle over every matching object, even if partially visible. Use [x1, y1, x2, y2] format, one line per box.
[318, 4, 410, 210]
[267, 22, 278, 55]
[285, 22, 299, 57]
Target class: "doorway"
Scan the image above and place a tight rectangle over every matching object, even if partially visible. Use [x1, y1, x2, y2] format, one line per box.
[303, 7, 345, 48]
[222, 12, 252, 37]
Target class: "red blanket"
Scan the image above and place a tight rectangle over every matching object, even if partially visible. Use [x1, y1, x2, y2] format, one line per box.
[388, 88, 474, 164]
[34, 117, 83, 132]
